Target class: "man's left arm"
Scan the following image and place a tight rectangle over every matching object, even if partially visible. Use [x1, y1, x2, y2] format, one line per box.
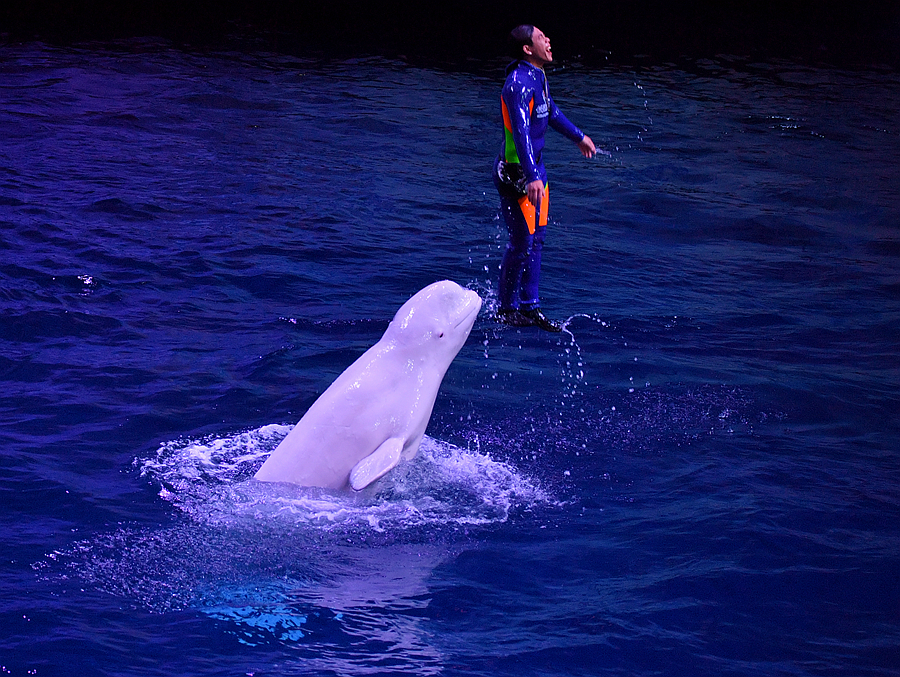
[548, 96, 596, 158]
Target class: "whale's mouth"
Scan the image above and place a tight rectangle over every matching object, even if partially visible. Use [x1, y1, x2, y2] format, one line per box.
[452, 296, 482, 329]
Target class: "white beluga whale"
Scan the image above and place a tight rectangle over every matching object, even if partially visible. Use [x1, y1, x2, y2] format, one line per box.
[254, 280, 482, 491]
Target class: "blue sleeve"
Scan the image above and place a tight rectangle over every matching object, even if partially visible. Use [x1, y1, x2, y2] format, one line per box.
[502, 78, 542, 184]
[548, 94, 585, 144]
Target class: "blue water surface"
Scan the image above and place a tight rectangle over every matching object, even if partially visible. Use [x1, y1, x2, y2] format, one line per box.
[1, 43, 899, 676]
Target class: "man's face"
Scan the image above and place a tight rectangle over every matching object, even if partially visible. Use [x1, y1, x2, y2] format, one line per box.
[526, 28, 553, 65]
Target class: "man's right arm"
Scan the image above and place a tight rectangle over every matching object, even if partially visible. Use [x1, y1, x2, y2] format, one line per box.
[502, 79, 541, 184]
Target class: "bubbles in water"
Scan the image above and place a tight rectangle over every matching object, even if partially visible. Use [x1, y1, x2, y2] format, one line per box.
[200, 582, 310, 645]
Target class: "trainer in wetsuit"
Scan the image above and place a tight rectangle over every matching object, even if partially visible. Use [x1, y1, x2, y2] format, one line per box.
[493, 25, 596, 332]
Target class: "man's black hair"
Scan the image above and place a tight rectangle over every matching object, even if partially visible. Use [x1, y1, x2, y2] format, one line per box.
[507, 24, 535, 60]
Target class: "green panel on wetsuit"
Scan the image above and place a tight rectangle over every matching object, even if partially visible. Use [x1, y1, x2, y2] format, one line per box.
[504, 128, 520, 163]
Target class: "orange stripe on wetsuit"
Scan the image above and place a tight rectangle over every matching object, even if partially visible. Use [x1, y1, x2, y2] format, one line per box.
[516, 186, 548, 235]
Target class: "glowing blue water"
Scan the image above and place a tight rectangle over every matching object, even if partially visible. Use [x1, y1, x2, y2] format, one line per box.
[1, 44, 899, 676]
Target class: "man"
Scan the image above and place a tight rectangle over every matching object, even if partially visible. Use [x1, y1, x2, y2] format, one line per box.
[493, 25, 596, 332]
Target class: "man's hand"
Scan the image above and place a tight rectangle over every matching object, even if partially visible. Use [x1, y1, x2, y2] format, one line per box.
[526, 179, 544, 208]
[577, 135, 596, 158]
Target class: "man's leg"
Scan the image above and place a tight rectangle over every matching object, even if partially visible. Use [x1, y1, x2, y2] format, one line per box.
[515, 184, 560, 332]
[498, 193, 533, 311]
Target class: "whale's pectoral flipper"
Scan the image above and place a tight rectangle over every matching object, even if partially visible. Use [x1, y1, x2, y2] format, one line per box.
[349, 438, 404, 491]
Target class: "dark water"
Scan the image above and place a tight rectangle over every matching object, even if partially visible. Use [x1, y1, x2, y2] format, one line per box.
[1, 43, 899, 676]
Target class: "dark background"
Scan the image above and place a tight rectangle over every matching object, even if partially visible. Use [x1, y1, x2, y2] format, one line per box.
[2, 1, 899, 67]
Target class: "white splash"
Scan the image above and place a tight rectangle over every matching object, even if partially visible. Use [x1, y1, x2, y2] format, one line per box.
[138, 425, 553, 531]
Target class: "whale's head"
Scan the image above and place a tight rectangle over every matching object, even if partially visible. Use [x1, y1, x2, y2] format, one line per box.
[386, 280, 482, 364]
